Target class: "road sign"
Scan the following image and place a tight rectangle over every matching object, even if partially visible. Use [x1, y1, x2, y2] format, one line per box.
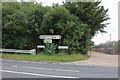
[58, 46, 69, 49]
[39, 35, 61, 39]
[37, 45, 45, 48]
[52, 35, 61, 39]
[44, 39, 52, 43]
[38, 35, 68, 51]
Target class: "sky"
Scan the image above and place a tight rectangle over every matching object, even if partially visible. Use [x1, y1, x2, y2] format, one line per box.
[19, 0, 119, 45]
[92, 0, 119, 45]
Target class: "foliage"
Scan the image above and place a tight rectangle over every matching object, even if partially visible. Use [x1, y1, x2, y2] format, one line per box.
[41, 6, 91, 54]
[2, 2, 45, 49]
[44, 43, 57, 55]
[2, 1, 110, 55]
[96, 41, 114, 49]
[95, 41, 118, 54]
[63, 2, 110, 36]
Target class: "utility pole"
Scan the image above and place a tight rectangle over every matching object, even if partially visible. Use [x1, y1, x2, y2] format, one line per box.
[110, 34, 111, 41]
[112, 41, 116, 55]
[109, 34, 112, 54]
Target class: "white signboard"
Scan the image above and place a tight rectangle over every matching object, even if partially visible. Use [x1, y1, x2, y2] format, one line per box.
[39, 35, 47, 39]
[37, 45, 45, 48]
[39, 35, 61, 39]
[58, 46, 69, 49]
[52, 35, 61, 39]
[44, 39, 52, 43]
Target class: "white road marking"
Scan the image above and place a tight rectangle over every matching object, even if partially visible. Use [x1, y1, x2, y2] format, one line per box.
[18, 61, 45, 64]
[13, 66, 79, 72]
[0, 70, 78, 78]
[2, 59, 47, 64]
[1, 59, 73, 65]
[2, 59, 15, 61]
[52, 63, 57, 64]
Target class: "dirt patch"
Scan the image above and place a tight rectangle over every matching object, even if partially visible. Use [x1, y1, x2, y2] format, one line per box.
[73, 52, 118, 67]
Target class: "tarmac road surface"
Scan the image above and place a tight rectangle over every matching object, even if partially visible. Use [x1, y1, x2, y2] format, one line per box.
[0, 59, 118, 78]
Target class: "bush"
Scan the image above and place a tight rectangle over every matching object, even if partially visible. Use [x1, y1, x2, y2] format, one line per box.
[2, 2, 109, 55]
[44, 43, 57, 55]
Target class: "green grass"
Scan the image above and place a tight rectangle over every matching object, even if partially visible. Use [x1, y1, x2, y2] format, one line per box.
[0, 53, 2, 58]
[0, 53, 89, 62]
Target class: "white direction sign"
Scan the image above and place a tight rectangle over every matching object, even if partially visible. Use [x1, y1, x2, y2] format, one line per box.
[58, 46, 68, 49]
[44, 39, 52, 43]
[39, 35, 61, 39]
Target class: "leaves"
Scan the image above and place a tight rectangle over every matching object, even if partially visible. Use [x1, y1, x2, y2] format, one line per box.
[2, 2, 109, 54]
[64, 2, 110, 36]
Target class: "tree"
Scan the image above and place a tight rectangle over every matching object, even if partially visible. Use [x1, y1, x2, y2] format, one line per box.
[2, 2, 45, 49]
[2, 1, 110, 55]
[63, 2, 110, 36]
[41, 5, 91, 54]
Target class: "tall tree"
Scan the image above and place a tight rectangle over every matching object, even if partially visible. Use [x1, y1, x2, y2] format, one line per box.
[41, 5, 91, 54]
[63, 2, 110, 36]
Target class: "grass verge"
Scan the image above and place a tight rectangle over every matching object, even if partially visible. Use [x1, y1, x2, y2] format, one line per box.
[0, 53, 2, 58]
[0, 53, 89, 62]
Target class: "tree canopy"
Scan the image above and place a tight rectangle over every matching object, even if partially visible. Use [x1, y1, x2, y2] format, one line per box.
[63, 2, 110, 36]
[2, 1, 110, 54]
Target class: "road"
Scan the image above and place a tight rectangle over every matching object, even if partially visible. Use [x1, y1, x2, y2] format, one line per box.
[0, 59, 118, 78]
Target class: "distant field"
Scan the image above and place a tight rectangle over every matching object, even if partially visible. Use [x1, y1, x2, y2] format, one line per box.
[0, 53, 89, 62]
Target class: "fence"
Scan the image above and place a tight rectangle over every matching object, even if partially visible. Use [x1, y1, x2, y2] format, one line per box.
[91, 47, 118, 55]
[0, 48, 36, 55]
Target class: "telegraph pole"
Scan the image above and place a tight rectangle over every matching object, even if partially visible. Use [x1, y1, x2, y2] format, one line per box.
[110, 34, 111, 41]
[109, 34, 112, 54]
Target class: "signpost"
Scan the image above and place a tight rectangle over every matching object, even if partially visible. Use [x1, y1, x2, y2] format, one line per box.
[37, 29, 68, 51]
[44, 39, 52, 43]
[39, 35, 61, 39]
[39, 35, 61, 43]
[58, 46, 68, 49]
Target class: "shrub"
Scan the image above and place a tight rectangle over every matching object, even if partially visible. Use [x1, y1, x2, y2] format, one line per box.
[44, 43, 57, 55]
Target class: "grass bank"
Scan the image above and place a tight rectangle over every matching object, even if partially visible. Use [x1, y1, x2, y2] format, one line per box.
[0, 53, 2, 58]
[0, 53, 89, 62]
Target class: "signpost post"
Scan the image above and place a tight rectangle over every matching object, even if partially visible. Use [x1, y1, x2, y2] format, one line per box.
[37, 29, 68, 52]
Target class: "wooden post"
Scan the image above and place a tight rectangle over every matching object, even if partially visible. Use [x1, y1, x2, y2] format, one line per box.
[90, 48, 92, 56]
[112, 41, 116, 55]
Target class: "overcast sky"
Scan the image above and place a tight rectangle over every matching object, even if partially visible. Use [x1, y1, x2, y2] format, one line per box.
[92, 0, 119, 45]
[20, 0, 119, 45]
